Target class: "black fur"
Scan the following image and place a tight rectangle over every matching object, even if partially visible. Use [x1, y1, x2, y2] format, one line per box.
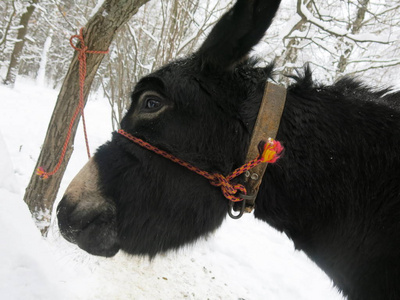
[57, 0, 400, 299]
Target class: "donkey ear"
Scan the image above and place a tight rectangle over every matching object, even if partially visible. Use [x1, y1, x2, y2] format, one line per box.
[197, 0, 281, 71]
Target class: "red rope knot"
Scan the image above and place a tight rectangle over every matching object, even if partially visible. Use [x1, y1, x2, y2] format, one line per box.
[208, 173, 247, 202]
[69, 28, 109, 56]
[70, 29, 88, 64]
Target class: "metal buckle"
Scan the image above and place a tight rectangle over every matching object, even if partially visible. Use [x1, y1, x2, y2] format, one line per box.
[228, 200, 246, 219]
[238, 193, 257, 201]
[227, 193, 257, 219]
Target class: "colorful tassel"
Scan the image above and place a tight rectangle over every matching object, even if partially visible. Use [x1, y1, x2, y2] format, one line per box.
[258, 138, 284, 163]
[36, 167, 49, 179]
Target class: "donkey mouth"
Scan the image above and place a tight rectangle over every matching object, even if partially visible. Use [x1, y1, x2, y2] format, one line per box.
[56, 158, 120, 257]
[57, 195, 120, 257]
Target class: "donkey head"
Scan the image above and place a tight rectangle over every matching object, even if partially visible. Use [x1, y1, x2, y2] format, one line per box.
[57, 0, 282, 257]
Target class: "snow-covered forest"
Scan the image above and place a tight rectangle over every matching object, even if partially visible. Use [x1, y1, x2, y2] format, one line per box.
[2, 0, 399, 120]
[0, 0, 399, 299]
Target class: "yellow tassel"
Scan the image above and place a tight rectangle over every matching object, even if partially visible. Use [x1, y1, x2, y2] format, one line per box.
[259, 138, 283, 163]
[36, 167, 49, 179]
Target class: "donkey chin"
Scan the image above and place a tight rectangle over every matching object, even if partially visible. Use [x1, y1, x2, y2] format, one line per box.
[57, 158, 120, 257]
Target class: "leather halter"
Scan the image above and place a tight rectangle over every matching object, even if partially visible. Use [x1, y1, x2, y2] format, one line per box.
[235, 82, 286, 216]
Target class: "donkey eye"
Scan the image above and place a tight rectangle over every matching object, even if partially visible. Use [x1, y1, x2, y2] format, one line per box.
[142, 95, 163, 112]
[145, 98, 161, 109]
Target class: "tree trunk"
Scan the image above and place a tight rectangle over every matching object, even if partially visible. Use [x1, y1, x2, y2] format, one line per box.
[0, 0, 17, 48]
[23, 0, 150, 236]
[3, 0, 39, 86]
[276, 0, 309, 84]
[336, 0, 370, 75]
[36, 29, 53, 86]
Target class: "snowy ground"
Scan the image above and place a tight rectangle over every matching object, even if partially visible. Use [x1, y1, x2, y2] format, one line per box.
[0, 78, 343, 300]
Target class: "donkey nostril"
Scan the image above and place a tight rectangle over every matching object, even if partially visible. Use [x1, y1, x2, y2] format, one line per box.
[57, 193, 120, 257]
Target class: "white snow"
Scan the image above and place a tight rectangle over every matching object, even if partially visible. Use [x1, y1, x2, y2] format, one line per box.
[0, 130, 19, 193]
[278, 14, 302, 42]
[0, 78, 343, 300]
[90, 0, 107, 19]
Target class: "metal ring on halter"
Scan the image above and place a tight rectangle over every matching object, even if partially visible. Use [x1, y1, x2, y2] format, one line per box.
[228, 198, 246, 219]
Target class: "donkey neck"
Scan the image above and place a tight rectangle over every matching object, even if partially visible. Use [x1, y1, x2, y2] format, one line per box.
[253, 80, 400, 297]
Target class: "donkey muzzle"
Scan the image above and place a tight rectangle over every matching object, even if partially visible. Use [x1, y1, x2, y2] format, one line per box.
[57, 158, 120, 257]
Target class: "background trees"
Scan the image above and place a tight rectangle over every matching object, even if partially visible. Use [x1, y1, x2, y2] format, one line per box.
[266, 0, 400, 83]
[2, 0, 399, 99]
[2, 0, 398, 95]
[3, 0, 39, 86]
[0, 0, 399, 234]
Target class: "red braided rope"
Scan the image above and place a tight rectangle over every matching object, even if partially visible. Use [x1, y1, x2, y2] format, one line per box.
[37, 28, 109, 180]
[118, 129, 283, 202]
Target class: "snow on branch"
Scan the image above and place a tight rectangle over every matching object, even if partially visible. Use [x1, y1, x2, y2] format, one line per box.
[361, 4, 400, 27]
[348, 57, 400, 66]
[89, 0, 107, 19]
[140, 27, 159, 44]
[298, 1, 393, 44]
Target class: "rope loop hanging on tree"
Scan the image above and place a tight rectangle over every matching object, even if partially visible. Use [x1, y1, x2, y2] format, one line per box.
[37, 28, 109, 180]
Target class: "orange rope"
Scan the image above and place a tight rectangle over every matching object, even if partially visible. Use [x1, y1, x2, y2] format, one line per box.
[118, 129, 283, 203]
[37, 28, 108, 179]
